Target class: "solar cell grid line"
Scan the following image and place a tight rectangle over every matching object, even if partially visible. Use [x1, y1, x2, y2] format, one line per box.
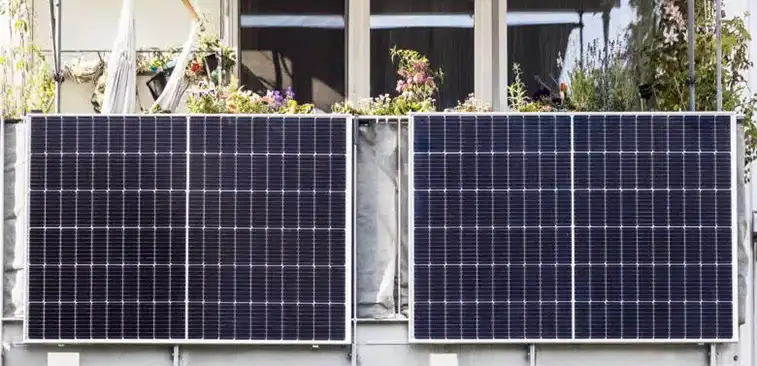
[185, 115, 352, 344]
[409, 112, 737, 344]
[409, 113, 572, 342]
[571, 112, 736, 342]
[26, 114, 188, 343]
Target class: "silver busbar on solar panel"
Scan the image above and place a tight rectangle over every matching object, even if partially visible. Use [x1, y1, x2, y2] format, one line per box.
[25, 114, 353, 345]
[408, 112, 737, 343]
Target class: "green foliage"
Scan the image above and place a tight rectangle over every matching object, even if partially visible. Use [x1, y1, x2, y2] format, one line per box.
[196, 20, 236, 72]
[186, 78, 314, 114]
[634, 0, 757, 167]
[565, 41, 640, 112]
[136, 17, 236, 78]
[507, 64, 561, 112]
[331, 47, 441, 115]
[0, 0, 55, 118]
[452, 93, 492, 112]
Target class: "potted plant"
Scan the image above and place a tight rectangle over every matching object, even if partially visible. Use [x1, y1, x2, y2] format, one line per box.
[145, 62, 175, 101]
[186, 77, 314, 114]
[331, 47, 442, 115]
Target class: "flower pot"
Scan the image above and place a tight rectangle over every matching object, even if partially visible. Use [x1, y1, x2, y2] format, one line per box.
[638, 84, 653, 100]
[203, 53, 219, 73]
[146, 67, 173, 101]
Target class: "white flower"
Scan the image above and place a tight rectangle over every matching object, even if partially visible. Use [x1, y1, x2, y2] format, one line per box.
[663, 26, 679, 45]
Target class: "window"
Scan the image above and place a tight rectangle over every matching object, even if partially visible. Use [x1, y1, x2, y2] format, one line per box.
[239, 0, 345, 111]
[370, 0, 474, 110]
[507, 0, 637, 98]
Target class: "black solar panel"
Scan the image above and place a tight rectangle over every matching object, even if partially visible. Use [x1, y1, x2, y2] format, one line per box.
[26, 115, 352, 344]
[409, 113, 736, 343]
[185, 116, 350, 341]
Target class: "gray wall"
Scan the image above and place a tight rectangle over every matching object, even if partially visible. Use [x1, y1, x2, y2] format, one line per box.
[0, 320, 714, 366]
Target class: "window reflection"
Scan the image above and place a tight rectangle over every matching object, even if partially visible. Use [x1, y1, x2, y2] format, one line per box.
[370, 0, 474, 110]
[239, 0, 345, 111]
[508, 0, 637, 99]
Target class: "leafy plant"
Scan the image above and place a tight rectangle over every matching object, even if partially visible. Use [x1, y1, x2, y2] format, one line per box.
[0, 0, 55, 118]
[452, 93, 492, 112]
[186, 77, 314, 114]
[507, 64, 558, 112]
[633, 0, 757, 168]
[332, 47, 441, 115]
[565, 40, 640, 112]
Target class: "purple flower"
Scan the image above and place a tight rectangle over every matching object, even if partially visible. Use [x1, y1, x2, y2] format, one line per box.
[285, 86, 295, 99]
[273, 90, 284, 106]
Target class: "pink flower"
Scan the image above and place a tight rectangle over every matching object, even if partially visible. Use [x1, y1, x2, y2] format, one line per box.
[413, 73, 425, 84]
[396, 80, 405, 92]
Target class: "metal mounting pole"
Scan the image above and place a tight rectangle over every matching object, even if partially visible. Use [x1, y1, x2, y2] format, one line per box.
[687, 0, 695, 111]
[48, 0, 63, 112]
[578, 11, 584, 69]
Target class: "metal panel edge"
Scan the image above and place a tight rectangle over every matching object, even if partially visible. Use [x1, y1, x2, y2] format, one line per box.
[344, 115, 354, 344]
[21, 339, 353, 345]
[21, 114, 354, 346]
[184, 115, 192, 340]
[407, 115, 417, 343]
[407, 112, 739, 117]
[23, 114, 34, 343]
[731, 113, 739, 342]
[405, 112, 740, 345]
[402, 337, 737, 344]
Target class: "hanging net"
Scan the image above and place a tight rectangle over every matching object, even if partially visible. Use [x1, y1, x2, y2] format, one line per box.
[101, 0, 136, 114]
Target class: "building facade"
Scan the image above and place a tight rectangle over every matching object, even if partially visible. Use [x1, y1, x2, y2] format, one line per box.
[13, 0, 757, 366]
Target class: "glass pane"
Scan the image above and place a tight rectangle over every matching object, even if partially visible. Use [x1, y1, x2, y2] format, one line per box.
[370, 0, 474, 110]
[507, 0, 637, 99]
[240, 0, 345, 111]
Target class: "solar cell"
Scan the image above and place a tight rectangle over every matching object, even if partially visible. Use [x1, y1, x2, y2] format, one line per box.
[572, 114, 734, 340]
[25, 114, 352, 344]
[409, 113, 737, 343]
[27, 115, 187, 341]
[186, 116, 350, 342]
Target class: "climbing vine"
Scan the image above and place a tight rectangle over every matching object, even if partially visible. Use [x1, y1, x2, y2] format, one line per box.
[0, 0, 55, 118]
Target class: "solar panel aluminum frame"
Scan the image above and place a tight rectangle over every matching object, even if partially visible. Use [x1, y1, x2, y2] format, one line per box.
[407, 112, 739, 344]
[0, 116, 5, 349]
[23, 114, 354, 345]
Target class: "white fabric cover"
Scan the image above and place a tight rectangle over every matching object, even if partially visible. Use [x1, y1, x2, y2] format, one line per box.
[151, 22, 200, 113]
[101, 0, 137, 114]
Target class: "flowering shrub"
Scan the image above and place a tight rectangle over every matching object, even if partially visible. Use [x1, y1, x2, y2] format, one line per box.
[332, 47, 442, 115]
[564, 40, 639, 112]
[391, 47, 443, 103]
[636, 0, 757, 168]
[452, 93, 492, 112]
[186, 78, 314, 114]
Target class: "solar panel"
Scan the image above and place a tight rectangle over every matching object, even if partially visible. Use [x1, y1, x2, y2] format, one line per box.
[408, 113, 737, 343]
[25, 114, 352, 344]
[185, 116, 351, 342]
